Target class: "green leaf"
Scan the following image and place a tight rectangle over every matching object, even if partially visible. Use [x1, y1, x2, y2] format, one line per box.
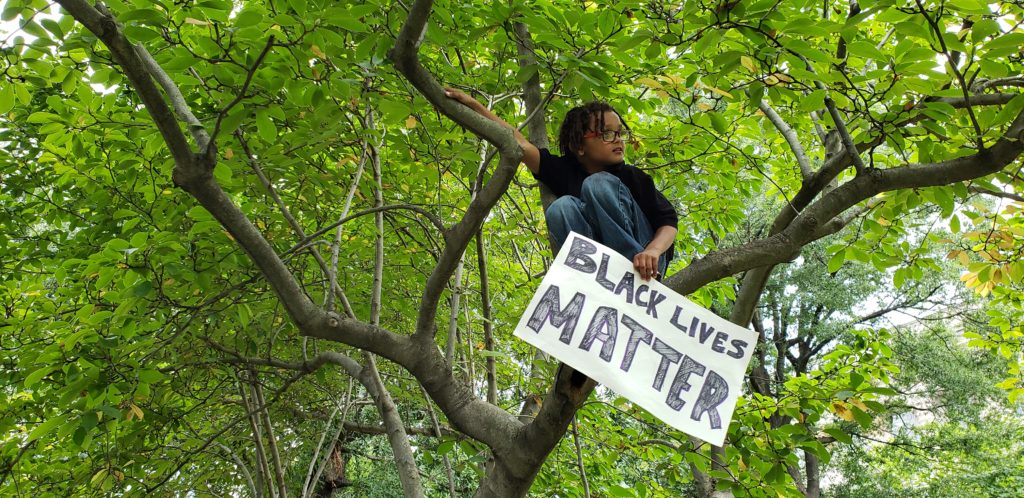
[709, 112, 728, 134]
[827, 248, 846, 273]
[824, 427, 853, 444]
[436, 440, 455, 455]
[971, 19, 1000, 43]
[28, 416, 63, 442]
[985, 33, 1024, 57]
[0, 82, 15, 114]
[256, 110, 277, 142]
[25, 366, 54, 387]
[234, 9, 263, 27]
[138, 369, 165, 383]
[27, 111, 60, 123]
[893, 267, 906, 289]
[991, 94, 1024, 129]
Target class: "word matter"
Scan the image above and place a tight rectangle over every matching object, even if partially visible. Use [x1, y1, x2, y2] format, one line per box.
[514, 233, 758, 445]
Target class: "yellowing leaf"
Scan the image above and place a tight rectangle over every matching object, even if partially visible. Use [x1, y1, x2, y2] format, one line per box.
[184, 17, 209, 26]
[405, 115, 417, 129]
[637, 77, 662, 89]
[698, 82, 734, 99]
[833, 401, 855, 422]
[224, 148, 234, 160]
[90, 468, 108, 487]
[741, 56, 757, 72]
[311, 44, 326, 59]
[849, 398, 869, 411]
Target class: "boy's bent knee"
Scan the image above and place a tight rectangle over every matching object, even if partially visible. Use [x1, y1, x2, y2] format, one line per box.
[545, 196, 583, 219]
[581, 172, 623, 200]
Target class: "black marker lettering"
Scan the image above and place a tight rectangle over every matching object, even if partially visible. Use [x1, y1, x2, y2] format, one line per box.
[619, 315, 653, 372]
[698, 321, 715, 344]
[527, 285, 587, 345]
[595, 253, 615, 291]
[711, 331, 728, 353]
[651, 339, 681, 391]
[645, 290, 667, 319]
[727, 339, 749, 359]
[579, 306, 618, 362]
[670, 307, 689, 334]
[666, 355, 706, 411]
[613, 273, 635, 304]
[635, 285, 649, 307]
[564, 237, 598, 273]
[690, 370, 729, 430]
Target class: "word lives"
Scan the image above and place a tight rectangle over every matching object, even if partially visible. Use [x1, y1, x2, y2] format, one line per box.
[514, 233, 758, 445]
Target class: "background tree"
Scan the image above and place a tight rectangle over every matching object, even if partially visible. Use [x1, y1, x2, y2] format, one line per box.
[2, 0, 1023, 496]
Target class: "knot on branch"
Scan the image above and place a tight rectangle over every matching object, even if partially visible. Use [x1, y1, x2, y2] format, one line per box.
[326, 311, 341, 329]
[171, 154, 212, 189]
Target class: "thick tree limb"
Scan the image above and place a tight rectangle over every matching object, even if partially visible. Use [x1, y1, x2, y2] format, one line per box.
[56, 0, 196, 171]
[390, 1, 524, 341]
[390, 0, 521, 154]
[61, 0, 522, 468]
[666, 107, 1024, 296]
[133, 43, 210, 151]
[759, 101, 812, 181]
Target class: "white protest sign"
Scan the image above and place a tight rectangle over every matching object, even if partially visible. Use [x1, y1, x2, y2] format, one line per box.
[513, 232, 757, 446]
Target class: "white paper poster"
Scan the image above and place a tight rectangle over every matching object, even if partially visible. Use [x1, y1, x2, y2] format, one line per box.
[513, 232, 758, 446]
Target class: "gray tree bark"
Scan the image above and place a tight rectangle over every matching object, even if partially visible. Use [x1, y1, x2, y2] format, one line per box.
[55, 1, 1024, 497]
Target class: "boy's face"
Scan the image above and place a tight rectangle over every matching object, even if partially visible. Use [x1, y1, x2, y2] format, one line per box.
[577, 111, 626, 168]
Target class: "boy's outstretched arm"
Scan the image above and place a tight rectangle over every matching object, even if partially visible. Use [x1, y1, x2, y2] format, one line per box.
[444, 87, 541, 174]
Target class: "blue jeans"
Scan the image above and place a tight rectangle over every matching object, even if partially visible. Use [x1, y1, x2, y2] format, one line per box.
[545, 172, 667, 277]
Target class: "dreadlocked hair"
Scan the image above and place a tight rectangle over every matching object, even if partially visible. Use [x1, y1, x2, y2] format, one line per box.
[557, 101, 629, 157]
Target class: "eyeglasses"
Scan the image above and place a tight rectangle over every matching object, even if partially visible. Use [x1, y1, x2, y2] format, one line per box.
[584, 129, 631, 143]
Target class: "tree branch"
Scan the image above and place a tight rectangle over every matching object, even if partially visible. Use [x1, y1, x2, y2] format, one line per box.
[133, 43, 210, 151]
[284, 204, 446, 258]
[390, 0, 521, 155]
[56, 0, 197, 174]
[390, 2, 525, 341]
[61, 0, 522, 462]
[666, 106, 1024, 296]
[971, 77, 1024, 93]
[968, 185, 1024, 202]
[759, 101, 812, 181]
[211, 36, 276, 143]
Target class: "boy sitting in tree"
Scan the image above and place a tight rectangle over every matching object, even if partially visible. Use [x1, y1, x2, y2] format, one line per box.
[445, 89, 678, 281]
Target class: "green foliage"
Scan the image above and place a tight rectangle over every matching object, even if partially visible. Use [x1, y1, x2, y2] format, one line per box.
[1, 0, 1023, 496]
[827, 328, 1024, 498]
